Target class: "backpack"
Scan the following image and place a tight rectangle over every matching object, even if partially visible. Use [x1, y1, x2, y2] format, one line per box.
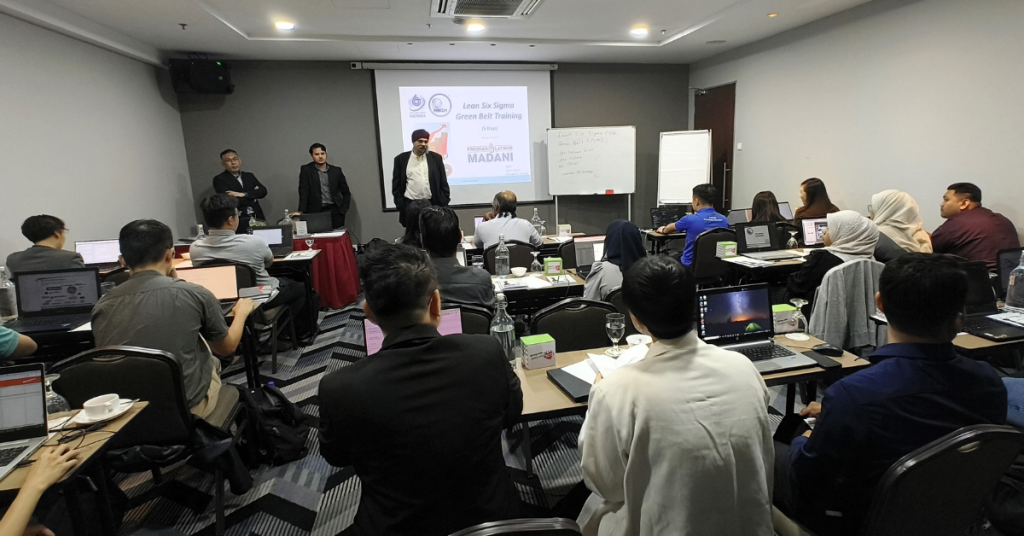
[239, 384, 311, 467]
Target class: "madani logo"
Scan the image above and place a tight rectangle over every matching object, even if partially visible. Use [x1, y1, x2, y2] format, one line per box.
[408, 94, 425, 111]
[428, 94, 452, 117]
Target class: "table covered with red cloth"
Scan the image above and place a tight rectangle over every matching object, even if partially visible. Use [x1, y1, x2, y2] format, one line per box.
[292, 232, 360, 309]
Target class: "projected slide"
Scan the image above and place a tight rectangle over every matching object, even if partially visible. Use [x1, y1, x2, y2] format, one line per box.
[398, 86, 532, 187]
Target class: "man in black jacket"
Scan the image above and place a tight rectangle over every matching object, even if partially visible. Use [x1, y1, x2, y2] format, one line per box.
[392, 129, 451, 227]
[318, 244, 522, 536]
[297, 143, 351, 228]
[212, 149, 267, 234]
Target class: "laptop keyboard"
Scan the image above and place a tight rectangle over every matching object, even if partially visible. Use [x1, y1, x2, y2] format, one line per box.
[736, 344, 796, 362]
[965, 316, 1003, 332]
[0, 446, 28, 467]
[5, 316, 86, 328]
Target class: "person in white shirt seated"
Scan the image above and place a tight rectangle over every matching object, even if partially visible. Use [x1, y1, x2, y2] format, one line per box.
[472, 191, 543, 250]
[578, 255, 775, 536]
[583, 219, 646, 301]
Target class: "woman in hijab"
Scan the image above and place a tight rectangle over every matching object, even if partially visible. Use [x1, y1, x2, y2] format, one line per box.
[870, 190, 932, 254]
[584, 219, 646, 301]
[794, 178, 841, 219]
[750, 191, 788, 223]
[786, 210, 879, 308]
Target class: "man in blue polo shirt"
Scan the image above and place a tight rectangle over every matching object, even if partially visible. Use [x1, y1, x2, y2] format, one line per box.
[656, 184, 728, 266]
[773, 253, 1006, 536]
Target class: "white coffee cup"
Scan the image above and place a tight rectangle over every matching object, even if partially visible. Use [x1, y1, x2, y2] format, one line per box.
[511, 267, 527, 277]
[626, 334, 653, 347]
[83, 394, 120, 419]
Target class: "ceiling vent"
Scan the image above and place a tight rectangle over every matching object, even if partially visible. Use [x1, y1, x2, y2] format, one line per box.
[432, 0, 544, 19]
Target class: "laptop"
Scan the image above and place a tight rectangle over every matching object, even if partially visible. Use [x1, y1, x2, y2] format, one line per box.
[75, 239, 121, 271]
[778, 202, 794, 220]
[251, 226, 294, 257]
[0, 364, 49, 482]
[696, 284, 817, 373]
[363, 308, 463, 355]
[298, 212, 333, 235]
[474, 216, 484, 231]
[736, 222, 801, 261]
[574, 235, 606, 277]
[174, 265, 240, 312]
[960, 261, 1024, 341]
[799, 217, 829, 247]
[5, 268, 100, 333]
[727, 208, 750, 226]
[650, 206, 691, 230]
[997, 248, 1024, 300]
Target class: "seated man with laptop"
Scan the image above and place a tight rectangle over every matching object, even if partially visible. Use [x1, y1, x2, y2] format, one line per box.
[92, 219, 256, 419]
[774, 253, 1007, 536]
[419, 206, 496, 313]
[578, 255, 774, 535]
[190, 194, 311, 340]
[473, 190, 542, 249]
[655, 184, 729, 266]
[317, 244, 522, 536]
[5, 215, 85, 274]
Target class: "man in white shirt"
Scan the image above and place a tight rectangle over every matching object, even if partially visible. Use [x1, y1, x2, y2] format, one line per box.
[391, 129, 450, 227]
[472, 191, 543, 250]
[578, 255, 774, 536]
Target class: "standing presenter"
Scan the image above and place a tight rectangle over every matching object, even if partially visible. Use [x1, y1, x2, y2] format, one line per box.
[392, 129, 450, 227]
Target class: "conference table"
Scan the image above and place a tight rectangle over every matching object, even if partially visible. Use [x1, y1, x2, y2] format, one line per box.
[513, 334, 868, 477]
[291, 232, 360, 309]
[644, 230, 686, 255]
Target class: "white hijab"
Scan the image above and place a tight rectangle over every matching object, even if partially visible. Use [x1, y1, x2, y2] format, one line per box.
[870, 190, 933, 253]
[825, 210, 879, 262]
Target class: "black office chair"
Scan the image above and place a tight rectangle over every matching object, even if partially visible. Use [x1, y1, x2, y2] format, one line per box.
[690, 228, 736, 288]
[101, 266, 131, 287]
[52, 346, 249, 536]
[484, 240, 538, 274]
[604, 287, 639, 337]
[193, 260, 297, 374]
[449, 518, 582, 536]
[558, 240, 577, 270]
[446, 303, 493, 335]
[530, 298, 618, 352]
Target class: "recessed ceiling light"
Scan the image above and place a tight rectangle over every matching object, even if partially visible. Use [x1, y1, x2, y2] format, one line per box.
[767, 13, 778, 18]
[630, 26, 648, 37]
[275, 21, 295, 30]
[706, 40, 727, 45]
[467, 22, 485, 33]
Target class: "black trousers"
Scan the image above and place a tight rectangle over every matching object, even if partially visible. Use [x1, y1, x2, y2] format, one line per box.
[774, 440, 859, 536]
[236, 216, 252, 235]
[265, 277, 312, 339]
[319, 204, 346, 229]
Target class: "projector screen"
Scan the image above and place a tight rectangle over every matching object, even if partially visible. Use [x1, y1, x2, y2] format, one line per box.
[374, 69, 553, 209]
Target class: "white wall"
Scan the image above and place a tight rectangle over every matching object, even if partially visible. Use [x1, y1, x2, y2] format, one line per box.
[689, 0, 1024, 237]
[0, 12, 194, 259]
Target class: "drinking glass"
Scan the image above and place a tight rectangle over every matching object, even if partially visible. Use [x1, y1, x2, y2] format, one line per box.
[100, 281, 116, 296]
[786, 231, 799, 249]
[45, 374, 70, 415]
[605, 313, 626, 357]
[790, 298, 809, 332]
[305, 238, 315, 251]
[530, 251, 543, 273]
[472, 255, 484, 270]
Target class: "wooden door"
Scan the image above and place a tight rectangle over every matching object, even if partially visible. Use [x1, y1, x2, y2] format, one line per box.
[693, 83, 736, 211]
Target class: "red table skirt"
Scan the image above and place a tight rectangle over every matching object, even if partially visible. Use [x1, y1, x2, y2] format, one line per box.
[293, 233, 360, 309]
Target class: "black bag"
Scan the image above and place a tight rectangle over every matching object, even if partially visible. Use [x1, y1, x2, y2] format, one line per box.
[240, 384, 310, 467]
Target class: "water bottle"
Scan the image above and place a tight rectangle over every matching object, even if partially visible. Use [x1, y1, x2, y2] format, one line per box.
[490, 293, 516, 365]
[495, 234, 510, 279]
[195, 223, 206, 240]
[0, 267, 17, 322]
[530, 208, 543, 235]
[1007, 252, 1024, 308]
[277, 210, 293, 226]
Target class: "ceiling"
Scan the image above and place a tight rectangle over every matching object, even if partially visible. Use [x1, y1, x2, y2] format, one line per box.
[3, 0, 871, 65]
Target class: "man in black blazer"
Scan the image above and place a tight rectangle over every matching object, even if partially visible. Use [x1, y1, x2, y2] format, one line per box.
[392, 129, 451, 227]
[212, 149, 267, 234]
[318, 244, 522, 536]
[297, 143, 351, 229]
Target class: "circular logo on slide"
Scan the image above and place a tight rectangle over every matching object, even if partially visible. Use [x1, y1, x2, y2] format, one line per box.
[408, 94, 425, 111]
[429, 94, 452, 117]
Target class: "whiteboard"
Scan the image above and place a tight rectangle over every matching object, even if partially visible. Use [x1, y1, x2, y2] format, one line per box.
[547, 126, 636, 196]
[658, 130, 711, 204]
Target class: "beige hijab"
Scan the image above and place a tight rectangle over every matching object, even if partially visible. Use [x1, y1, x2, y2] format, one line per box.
[825, 210, 879, 262]
[870, 190, 932, 253]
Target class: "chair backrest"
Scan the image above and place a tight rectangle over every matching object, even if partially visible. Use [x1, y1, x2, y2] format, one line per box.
[860, 424, 1024, 536]
[484, 240, 538, 274]
[690, 228, 736, 285]
[452, 303, 493, 335]
[52, 346, 195, 447]
[101, 268, 131, 287]
[449, 518, 582, 536]
[530, 298, 619, 352]
[809, 258, 886, 350]
[604, 287, 639, 337]
[558, 240, 577, 270]
[191, 258, 256, 288]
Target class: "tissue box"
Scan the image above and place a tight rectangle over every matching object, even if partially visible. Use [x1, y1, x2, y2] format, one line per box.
[773, 304, 798, 333]
[558, 224, 572, 237]
[521, 334, 556, 370]
[716, 241, 738, 258]
[544, 257, 563, 276]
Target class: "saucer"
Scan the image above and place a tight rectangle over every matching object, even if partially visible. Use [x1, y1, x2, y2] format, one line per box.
[70, 399, 134, 425]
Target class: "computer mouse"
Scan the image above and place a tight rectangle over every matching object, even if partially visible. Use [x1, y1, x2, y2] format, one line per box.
[812, 343, 844, 357]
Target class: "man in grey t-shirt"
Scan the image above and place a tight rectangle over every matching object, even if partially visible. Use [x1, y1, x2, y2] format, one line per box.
[92, 219, 255, 418]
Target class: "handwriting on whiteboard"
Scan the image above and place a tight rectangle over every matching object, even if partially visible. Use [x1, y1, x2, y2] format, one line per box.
[552, 130, 624, 177]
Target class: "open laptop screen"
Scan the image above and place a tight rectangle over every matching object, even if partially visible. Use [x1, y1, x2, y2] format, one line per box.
[252, 228, 284, 246]
[175, 266, 239, 301]
[962, 261, 997, 314]
[474, 216, 484, 230]
[697, 285, 774, 342]
[738, 223, 774, 252]
[364, 308, 463, 355]
[574, 236, 606, 268]
[800, 218, 829, 246]
[778, 202, 794, 220]
[0, 366, 46, 435]
[75, 240, 120, 265]
[15, 269, 100, 317]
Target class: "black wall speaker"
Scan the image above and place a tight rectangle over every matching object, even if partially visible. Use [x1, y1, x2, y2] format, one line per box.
[169, 58, 234, 94]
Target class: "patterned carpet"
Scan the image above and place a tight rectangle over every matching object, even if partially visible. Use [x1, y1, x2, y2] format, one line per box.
[116, 305, 795, 536]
